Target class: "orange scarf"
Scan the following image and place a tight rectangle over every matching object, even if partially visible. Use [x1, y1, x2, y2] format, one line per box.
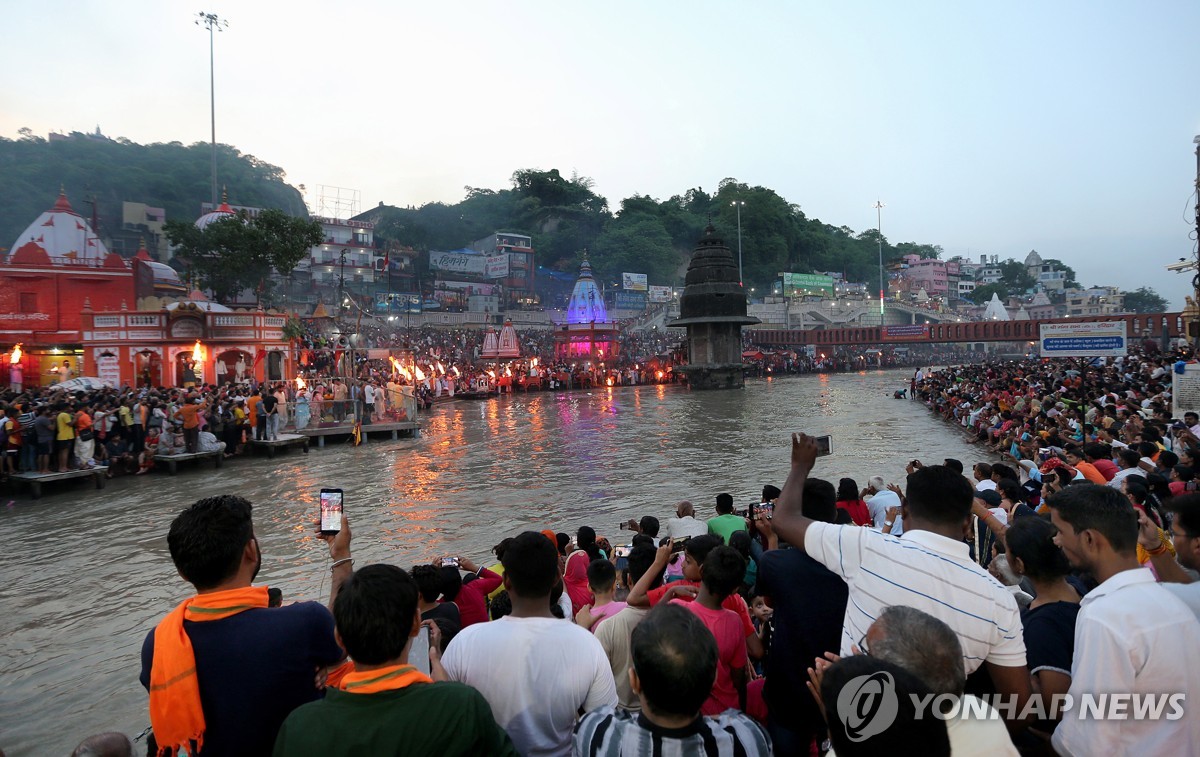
[337, 663, 432, 694]
[149, 586, 270, 756]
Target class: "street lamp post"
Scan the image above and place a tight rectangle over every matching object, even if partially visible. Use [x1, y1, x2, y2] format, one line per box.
[731, 200, 745, 286]
[196, 12, 228, 208]
[873, 200, 886, 321]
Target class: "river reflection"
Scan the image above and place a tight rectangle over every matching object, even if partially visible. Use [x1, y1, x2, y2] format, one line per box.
[0, 370, 977, 755]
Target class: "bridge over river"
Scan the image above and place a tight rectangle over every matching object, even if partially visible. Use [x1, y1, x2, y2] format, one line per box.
[747, 312, 1186, 348]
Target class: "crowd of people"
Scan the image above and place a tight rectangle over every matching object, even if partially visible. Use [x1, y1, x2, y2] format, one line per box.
[0, 376, 427, 483]
[47, 406, 1200, 756]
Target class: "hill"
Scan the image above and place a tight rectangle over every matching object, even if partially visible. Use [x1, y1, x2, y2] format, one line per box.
[0, 130, 306, 252]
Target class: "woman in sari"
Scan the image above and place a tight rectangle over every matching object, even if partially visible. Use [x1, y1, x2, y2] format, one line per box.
[294, 388, 311, 430]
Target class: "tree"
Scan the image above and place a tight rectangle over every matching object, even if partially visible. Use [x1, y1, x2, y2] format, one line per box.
[998, 259, 1036, 292]
[1122, 286, 1169, 314]
[164, 210, 321, 304]
[970, 283, 1008, 305]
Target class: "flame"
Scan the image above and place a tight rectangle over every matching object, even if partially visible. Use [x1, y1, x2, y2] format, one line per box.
[606, 377, 614, 386]
[504, 366, 512, 377]
[452, 366, 461, 376]
[191, 340, 205, 363]
[389, 356, 402, 375]
[656, 371, 664, 380]
[398, 365, 412, 380]
[295, 376, 307, 390]
[9, 344, 21, 363]
[530, 357, 538, 367]
[414, 366, 426, 381]
[436, 361, 446, 375]
[486, 370, 496, 379]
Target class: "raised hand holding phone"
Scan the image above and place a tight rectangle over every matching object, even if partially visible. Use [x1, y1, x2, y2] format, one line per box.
[319, 488, 344, 535]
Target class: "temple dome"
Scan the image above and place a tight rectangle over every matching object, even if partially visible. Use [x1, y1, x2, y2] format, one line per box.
[566, 257, 608, 324]
[196, 191, 238, 230]
[6, 189, 110, 264]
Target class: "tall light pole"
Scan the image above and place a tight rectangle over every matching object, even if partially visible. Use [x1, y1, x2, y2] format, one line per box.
[731, 200, 745, 286]
[196, 12, 228, 208]
[1193, 135, 1200, 348]
[873, 200, 886, 320]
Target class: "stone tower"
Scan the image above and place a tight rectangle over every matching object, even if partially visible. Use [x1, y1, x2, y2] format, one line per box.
[668, 225, 760, 389]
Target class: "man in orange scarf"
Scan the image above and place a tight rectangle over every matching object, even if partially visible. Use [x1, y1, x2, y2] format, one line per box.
[272, 564, 517, 756]
[139, 495, 345, 756]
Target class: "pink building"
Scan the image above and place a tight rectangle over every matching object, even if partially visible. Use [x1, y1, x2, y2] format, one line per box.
[902, 255, 949, 298]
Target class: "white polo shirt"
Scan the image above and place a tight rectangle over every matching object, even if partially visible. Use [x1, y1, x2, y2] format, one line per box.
[804, 522, 1025, 672]
[1052, 568, 1200, 757]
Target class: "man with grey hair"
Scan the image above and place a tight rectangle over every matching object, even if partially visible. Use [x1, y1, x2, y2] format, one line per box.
[864, 606, 1018, 756]
[863, 476, 903, 534]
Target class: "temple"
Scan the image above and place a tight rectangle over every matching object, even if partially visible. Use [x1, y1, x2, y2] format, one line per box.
[554, 256, 619, 360]
[669, 225, 760, 389]
[0, 190, 291, 388]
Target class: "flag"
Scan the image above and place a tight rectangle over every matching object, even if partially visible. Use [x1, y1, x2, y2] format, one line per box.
[352, 418, 362, 446]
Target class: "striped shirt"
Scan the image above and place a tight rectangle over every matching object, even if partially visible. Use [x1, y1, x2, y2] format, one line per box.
[804, 522, 1025, 672]
[573, 706, 770, 757]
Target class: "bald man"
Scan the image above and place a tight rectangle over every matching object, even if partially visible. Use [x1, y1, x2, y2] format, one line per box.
[666, 501, 709, 540]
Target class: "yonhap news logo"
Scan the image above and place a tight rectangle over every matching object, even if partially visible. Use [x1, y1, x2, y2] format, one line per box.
[836, 672, 1186, 742]
[836, 671, 899, 742]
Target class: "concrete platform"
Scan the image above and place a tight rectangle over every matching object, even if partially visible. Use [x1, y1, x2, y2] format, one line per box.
[299, 421, 421, 448]
[10, 467, 108, 499]
[153, 450, 224, 475]
[248, 433, 310, 458]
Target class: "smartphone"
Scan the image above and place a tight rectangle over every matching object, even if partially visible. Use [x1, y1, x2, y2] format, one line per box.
[441, 557, 461, 568]
[755, 503, 775, 520]
[814, 434, 833, 457]
[319, 488, 344, 535]
[409, 625, 431, 676]
[671, 536, 692, 554]
[613, 545, 633, 559]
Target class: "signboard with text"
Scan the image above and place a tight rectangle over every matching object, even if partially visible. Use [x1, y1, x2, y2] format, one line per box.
[429, 251, 486, 275]
[782, 272, 835, 297]
[1039, 321, 1127, 358]
[883, 324, 931, 342]
[648, 285, 672, 303]
[613, 291, 647, 310]
[1173, 363, 1200, 418]
[485, 254, 509, 279]
[622, 272, 648, 291]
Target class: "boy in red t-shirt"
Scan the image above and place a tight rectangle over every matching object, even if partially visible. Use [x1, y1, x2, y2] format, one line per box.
[627, 535, 763, 661]
[671, 545, 748, 714]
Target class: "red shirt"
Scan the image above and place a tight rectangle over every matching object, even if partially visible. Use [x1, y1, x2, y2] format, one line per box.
[647, 581, 754, 637]
[837, 498, 872, 526]
[672, 599, 746, 715]
[456, 567, 502, 628]
[1092, 458, 1118, 481]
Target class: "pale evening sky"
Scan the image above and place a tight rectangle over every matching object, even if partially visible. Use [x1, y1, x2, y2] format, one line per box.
[2, 1, 1198, 305]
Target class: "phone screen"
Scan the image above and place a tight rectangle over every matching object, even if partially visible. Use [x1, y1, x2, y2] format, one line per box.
[319, 489, 343, 534]
[409, 625, 431, 676]
[814, 434, 833, 457]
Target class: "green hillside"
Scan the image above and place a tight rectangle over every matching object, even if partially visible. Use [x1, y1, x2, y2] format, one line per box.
[0, 130, 307, 252]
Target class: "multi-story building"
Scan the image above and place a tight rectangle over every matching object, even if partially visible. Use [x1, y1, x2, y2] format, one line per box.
[303, 216, 378, 309]
[896, 255, 950, 299]
[470, 231, 537, 309]
[1065, 286, 1124, 316]
[977, 255, 1002, 285]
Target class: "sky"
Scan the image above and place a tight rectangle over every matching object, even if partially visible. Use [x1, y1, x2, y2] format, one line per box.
[3, 1, 1199, 305]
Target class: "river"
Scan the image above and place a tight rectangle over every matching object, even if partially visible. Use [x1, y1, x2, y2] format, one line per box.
[0, 370, 979, 755]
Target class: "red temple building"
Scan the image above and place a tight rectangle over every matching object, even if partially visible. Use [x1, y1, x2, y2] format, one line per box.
[1, 190, 291, 389]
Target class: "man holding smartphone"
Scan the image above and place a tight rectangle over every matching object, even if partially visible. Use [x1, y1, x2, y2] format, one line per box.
[139, 495, 344, 757]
